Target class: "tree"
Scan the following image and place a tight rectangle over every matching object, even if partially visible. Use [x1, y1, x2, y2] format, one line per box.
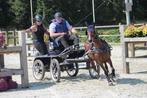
[10, 0, 31, 29]
[0, 0, 14, 29]
[1, 0, 147, 29]
[95, 0, 124, 25]
[132, 0, 147, 23]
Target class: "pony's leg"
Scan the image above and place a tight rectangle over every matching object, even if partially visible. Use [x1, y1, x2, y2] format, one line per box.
[90, 61, 98, 71]
[97, 62, 113, 85]
[90, 60, 95, 67]
[104, 62, 109, 73]
[104, 60, 115, 83]
[107, 58, 115, 77]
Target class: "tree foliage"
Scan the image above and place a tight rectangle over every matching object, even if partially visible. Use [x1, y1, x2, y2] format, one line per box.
[10, 0, 31, 29]
[0, 0, 14, 29]
[0, 0, 147, 29]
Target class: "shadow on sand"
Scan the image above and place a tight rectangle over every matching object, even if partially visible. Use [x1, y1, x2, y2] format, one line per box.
[60, 73, 93, 83]
[2, 81, 55, 93]
[116, 78, 147, 85]
[28, 81, 55, 90]
[135, 71, 147, 74]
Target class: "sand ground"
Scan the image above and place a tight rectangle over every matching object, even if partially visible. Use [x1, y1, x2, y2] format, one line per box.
[1, 45, 147, 98]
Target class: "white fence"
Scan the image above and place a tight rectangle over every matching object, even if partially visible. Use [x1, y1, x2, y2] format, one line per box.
[1, 25, 121, 56]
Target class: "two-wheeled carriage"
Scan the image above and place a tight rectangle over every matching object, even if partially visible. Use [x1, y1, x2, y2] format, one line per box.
[32, 38, 100, 82]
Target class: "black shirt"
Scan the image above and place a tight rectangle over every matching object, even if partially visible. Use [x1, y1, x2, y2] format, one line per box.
[32, 24, 46, 42]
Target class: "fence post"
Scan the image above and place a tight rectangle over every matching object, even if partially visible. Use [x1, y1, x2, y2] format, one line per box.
[13, 29, 17, 46]
[18, 31, 23, 45]
[120, 25, 130, 73]
[0, 55, 4, 70]
[19, 31, 29, 87]
[5, 30, 8, 45]
[0, 31, 5, 69]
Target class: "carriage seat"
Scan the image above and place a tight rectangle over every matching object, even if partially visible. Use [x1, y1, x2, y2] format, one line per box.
[49, 38, 75, 50]
[48, 38, 75, 55]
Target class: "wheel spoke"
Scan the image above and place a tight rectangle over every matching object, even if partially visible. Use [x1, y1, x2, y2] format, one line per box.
[67, 63, 78, 77]
[50, 59, 60, 82]
[33, 59, 45, 80]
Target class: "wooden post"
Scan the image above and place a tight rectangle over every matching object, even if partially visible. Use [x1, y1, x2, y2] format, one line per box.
[13, 30, 17, 46]
[0, 55, 4, 69]
[120, 25, 130, 73]
[0, 31, 5, 69]
[18, 31, 22, 45]
[129, 43, 135, 57]
[5, 30, 8, 45]
[125, 42, 130, 73]
[19, 31, 29, 88]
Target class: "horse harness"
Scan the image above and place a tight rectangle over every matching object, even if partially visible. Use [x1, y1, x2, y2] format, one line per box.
[85, 40, 112, 55]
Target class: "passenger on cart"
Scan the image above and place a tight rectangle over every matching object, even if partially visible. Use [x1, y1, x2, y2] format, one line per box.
[25, 14, 50, 55]
[49, 12, 79, 49]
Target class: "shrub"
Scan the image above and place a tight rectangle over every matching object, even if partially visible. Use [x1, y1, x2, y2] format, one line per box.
[142, 26, 147, 36]
[135, 25, 144, 37]
[124, 25, 137, 37]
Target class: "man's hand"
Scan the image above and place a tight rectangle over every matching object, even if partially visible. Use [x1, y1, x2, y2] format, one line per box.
[30, 25, 37, 32]
[71, 28, 77, 34]
[61, 32, 66, 36]
[24, 25, 37, 33]
[50, 32, 67, 37]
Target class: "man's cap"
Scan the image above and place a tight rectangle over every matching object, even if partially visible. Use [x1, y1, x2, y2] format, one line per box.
[54, 12, 62, 19]
[35, 14, 43, 21]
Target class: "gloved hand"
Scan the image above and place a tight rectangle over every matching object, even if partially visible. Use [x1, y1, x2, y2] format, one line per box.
[71, 28, 77, 34]
[88, 39, 92, 43]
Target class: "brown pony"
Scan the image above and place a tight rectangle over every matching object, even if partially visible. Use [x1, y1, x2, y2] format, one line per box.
[84, 24, 115, 85]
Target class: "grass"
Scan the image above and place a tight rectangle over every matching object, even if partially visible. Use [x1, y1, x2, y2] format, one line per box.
[5, 32, 19, 45]
[77, 28, 120, 44]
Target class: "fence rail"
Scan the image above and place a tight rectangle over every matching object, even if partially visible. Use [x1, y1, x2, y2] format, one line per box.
[0, 25, 123, 56]
[1, 30, 18, 45]
[1, 25, 121, 46]
[5, 24, 143, 45]
[75, 25, 120, 45]
[80, 34, 120, 37]
[75, 25, 119, 29]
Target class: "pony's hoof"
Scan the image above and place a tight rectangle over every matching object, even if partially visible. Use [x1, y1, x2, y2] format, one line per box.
[112, 77, 117, 82]
[109, 73, 115, 78]
[113, 81, 117, 85]
[108, 82, 114, 86]
[113, 74, 116, 78]
[110, 77, 116, 83]
[109, 74, 116, 81]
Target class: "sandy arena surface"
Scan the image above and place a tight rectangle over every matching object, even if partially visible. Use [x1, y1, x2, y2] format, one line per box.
[1, 45, 147, 98]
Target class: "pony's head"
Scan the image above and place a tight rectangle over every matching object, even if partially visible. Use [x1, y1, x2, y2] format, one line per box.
[85, 23, 95, 42]
[84, 23, 104, 50]
[84, 23, 96, 51]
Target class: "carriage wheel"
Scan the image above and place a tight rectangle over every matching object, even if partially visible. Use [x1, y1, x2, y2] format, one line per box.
[33, 59, 45, 80]
[66, 63, 79, 77]
[50, 58, 61, 82]
[88, 61, 100, 79]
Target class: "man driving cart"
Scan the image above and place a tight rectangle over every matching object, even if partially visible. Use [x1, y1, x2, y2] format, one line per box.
[49, 12, 79, 48]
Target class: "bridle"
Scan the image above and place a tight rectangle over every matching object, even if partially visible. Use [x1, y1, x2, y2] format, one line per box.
[85, 38, 111, 56]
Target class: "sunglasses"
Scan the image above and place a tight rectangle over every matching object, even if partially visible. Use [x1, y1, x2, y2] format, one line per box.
[36, 21, 42, 22]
